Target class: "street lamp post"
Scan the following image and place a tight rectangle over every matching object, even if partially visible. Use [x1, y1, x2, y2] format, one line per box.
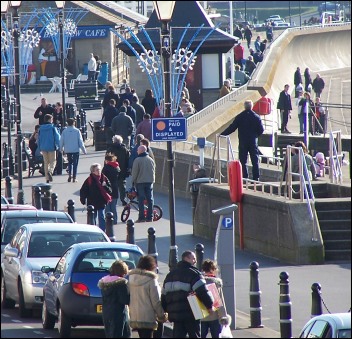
[8, 1, 24, 204]
[153, 1, 178, 271]
[55, 1, 66, 130]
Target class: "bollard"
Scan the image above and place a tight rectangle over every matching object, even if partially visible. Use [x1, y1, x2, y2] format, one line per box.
[5, 176, 14, 204]
[2, 142, 9, 178]
[67, 199, 76, 222]
[311, 283, 323, 318]
[41, 190, 51, 210]
[51, 193, 58, 211]
[87, 205, 95, 225]
[126, 219, 135, 244]
[147, 227, 159, 272]
[34, 187, 42, 209]
[21, 139, 27, 171]
[195, 243, 204, 271]
[76, 113, 81, 130]
[249, 261, 263, 328]
[80, 110, 87, 140]
[279, 272, 292, 338]
[105, 212, 115, 241]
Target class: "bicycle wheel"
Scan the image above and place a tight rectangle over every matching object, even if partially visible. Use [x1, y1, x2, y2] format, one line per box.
[121, 206, 131, 222]
[152, 205, 163, 221]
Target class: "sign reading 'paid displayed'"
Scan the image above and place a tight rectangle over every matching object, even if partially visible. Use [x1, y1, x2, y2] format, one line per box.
[152, 118, 187, 142]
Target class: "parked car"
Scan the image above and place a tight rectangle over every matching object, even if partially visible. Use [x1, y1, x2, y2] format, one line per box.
[41, 241, 144, 338]
[276, 21, 291, 28]
[1, 223, 110, 318]
[1, 202, 37, 211]
[1, 195, 9, 204]
[318, 2, 341, 15]
[299, 313, 351, 338]
[1, 210, 73, 257]
[266, 15, 282, 22]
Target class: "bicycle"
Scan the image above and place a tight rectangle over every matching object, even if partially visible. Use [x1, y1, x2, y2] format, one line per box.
[120, 188, 163, 222]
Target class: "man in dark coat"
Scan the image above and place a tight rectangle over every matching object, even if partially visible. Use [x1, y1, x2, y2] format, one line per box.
[294, 67, 303, 98]
[161, 250, 214, 338]
[221, 100, 264, 181]
[34, 98, 55, 125]
[312, 73, 325, 98]
[101, 99, 119, 145]
[277, 84, 293, 134]
[102, 85, 120, 110]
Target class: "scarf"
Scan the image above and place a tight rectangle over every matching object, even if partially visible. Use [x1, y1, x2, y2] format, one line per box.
[91, 173, 112, 204]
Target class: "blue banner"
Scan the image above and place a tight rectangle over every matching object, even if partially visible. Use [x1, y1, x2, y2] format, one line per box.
[39, 25, 111, 40]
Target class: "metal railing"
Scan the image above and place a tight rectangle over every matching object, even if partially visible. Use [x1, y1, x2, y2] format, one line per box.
[328, 130, 343, 184]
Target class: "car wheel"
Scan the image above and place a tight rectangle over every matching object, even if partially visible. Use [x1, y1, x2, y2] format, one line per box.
[18, 282, 32, 318]
[42, 298, 56, 329]
[58, 305, 71, 338]
[1, 275, 16, 309]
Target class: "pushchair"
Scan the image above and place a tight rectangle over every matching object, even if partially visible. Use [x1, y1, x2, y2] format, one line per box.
[121, 187, 163, 222]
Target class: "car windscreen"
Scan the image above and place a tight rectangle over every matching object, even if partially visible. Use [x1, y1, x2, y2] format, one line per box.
[1, 217, 71, 245]
[75, 249, 143, 272]
[27, 231, 108, 258]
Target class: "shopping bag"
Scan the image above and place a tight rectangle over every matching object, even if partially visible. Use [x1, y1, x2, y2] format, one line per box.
[207, 283, 223, 309]
[219, 324, 233, 338]
[187, 294, 209, 320]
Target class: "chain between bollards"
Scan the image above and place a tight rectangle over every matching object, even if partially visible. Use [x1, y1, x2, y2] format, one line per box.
[249, 261, 263, 328]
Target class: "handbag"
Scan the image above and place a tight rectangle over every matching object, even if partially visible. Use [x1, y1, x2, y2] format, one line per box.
[187, 294, 209, 320]
[219, 324, 233, 338]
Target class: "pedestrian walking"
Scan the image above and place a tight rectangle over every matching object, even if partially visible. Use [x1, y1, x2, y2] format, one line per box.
[304, 67, 312, 92]
[107, 135, 130, 206]
[141, 89, 158, 116]
[312, 73, 325, 98]
[131, 95, 146, 127]
[220, 100, 264, 181]
[98, 260, 131, 338]
[102, 153, 120, 224]
[37, 114, 60, 183]
[291, 141, 316, 181]
[34, 97, 55, 125]
[294, 67, 303, 98]
[201, 259, 229, 338]
[101, 99, 119, 145]
[131, 145, 155, 223]
[277, 84, 293, 134]
[243, 25, 253, 49]
[80, 163, 112, 231]
[128, 255, 167, 338]
[59, 118, 87, 183]
[111, 106, 134, 150]
[87, 53, 97, 82]
[136, 114, 152, 141]
[161, 250, 214, 338]
[298, 92, 315, 135]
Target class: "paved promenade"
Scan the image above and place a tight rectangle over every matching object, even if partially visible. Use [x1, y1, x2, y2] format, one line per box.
[1, 93, 351, 338]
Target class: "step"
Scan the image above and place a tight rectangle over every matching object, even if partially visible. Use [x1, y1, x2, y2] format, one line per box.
[319, 219, 351, 231]
[317, 210, 351, 221]
[315, 199, 351, 210]
[325, 249, 351, 262]
[324, 239, 351, 251]
[321, 229, 351, 241]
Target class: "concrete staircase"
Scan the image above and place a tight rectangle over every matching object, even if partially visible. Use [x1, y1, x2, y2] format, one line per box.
[315, 198, 351, 262]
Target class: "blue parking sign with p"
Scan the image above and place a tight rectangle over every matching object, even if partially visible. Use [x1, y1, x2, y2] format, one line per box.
[222, 217, 233, 229]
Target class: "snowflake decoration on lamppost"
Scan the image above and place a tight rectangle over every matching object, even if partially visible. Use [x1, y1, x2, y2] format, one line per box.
[137, 49, 161, 75]
[172, 48, 197, 72]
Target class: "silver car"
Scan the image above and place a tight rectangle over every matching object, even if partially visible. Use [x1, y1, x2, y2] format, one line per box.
[1, 223, 110, 317]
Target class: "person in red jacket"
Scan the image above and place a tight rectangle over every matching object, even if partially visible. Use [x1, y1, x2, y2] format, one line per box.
[233, 41, 245, 70]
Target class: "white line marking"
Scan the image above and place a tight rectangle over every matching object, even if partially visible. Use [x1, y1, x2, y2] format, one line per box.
[11, 319, 22, 323]
[2, 314, 11, 317]
[23, 325, 34, 329]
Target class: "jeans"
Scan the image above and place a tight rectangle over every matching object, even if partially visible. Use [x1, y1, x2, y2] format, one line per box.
[136, 183, 154, 221]
[105, 198, 118, 224]
[66, 152, 79, 178]
[173, 320, 201, 338]
[201, 320, 221, 338]
[93, 208, 106, 231]
[88, 70, 95, 82]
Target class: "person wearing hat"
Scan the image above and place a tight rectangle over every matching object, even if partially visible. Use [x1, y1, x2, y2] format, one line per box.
[111, 106, 134, 149]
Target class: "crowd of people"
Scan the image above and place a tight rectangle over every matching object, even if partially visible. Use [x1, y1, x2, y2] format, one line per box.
[97, 252, 230, 338]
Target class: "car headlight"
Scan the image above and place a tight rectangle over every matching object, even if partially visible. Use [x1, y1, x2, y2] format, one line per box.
[32, 270, 48, 284]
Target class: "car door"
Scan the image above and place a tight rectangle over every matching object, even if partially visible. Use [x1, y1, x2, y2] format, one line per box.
[3, 227, 27, 301]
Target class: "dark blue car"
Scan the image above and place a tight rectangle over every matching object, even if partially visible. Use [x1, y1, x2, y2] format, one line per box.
[41, 242, 144, 338]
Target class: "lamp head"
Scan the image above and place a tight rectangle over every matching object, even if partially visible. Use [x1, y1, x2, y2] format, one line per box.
[9, 1, 22, 9]
[55, 1, 65, 9]
[152, 1, 175, 22]
[1, 2, 9, 13]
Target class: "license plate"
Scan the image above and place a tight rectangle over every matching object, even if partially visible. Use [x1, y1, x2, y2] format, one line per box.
[124, 197, 130, 203]
[96, 304, 103, 313]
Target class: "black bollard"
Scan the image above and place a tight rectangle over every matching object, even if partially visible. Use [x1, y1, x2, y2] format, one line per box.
[195, 243, 204, 271]
[105, 212, 115, 241]
[147, 227, 159, 272]
[41, 190, 51, 211]
[51, 193, 58, 211]
[279, 272, 292, 338]
[5, 176, 14, 204]
[311, 283, 323, 318]
[21, 139, 27, 171]
[2, 142, 9, 178]
[81, 110, 87, 140]
[34, 187, 42, 209]
[126, 219, 135, 244]
[249, 261, 263, 328]
[67, 199, 76, 222]
[87, 205, 95, 225]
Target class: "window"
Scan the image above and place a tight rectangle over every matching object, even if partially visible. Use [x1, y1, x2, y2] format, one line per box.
[306, 320, 330, 338]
